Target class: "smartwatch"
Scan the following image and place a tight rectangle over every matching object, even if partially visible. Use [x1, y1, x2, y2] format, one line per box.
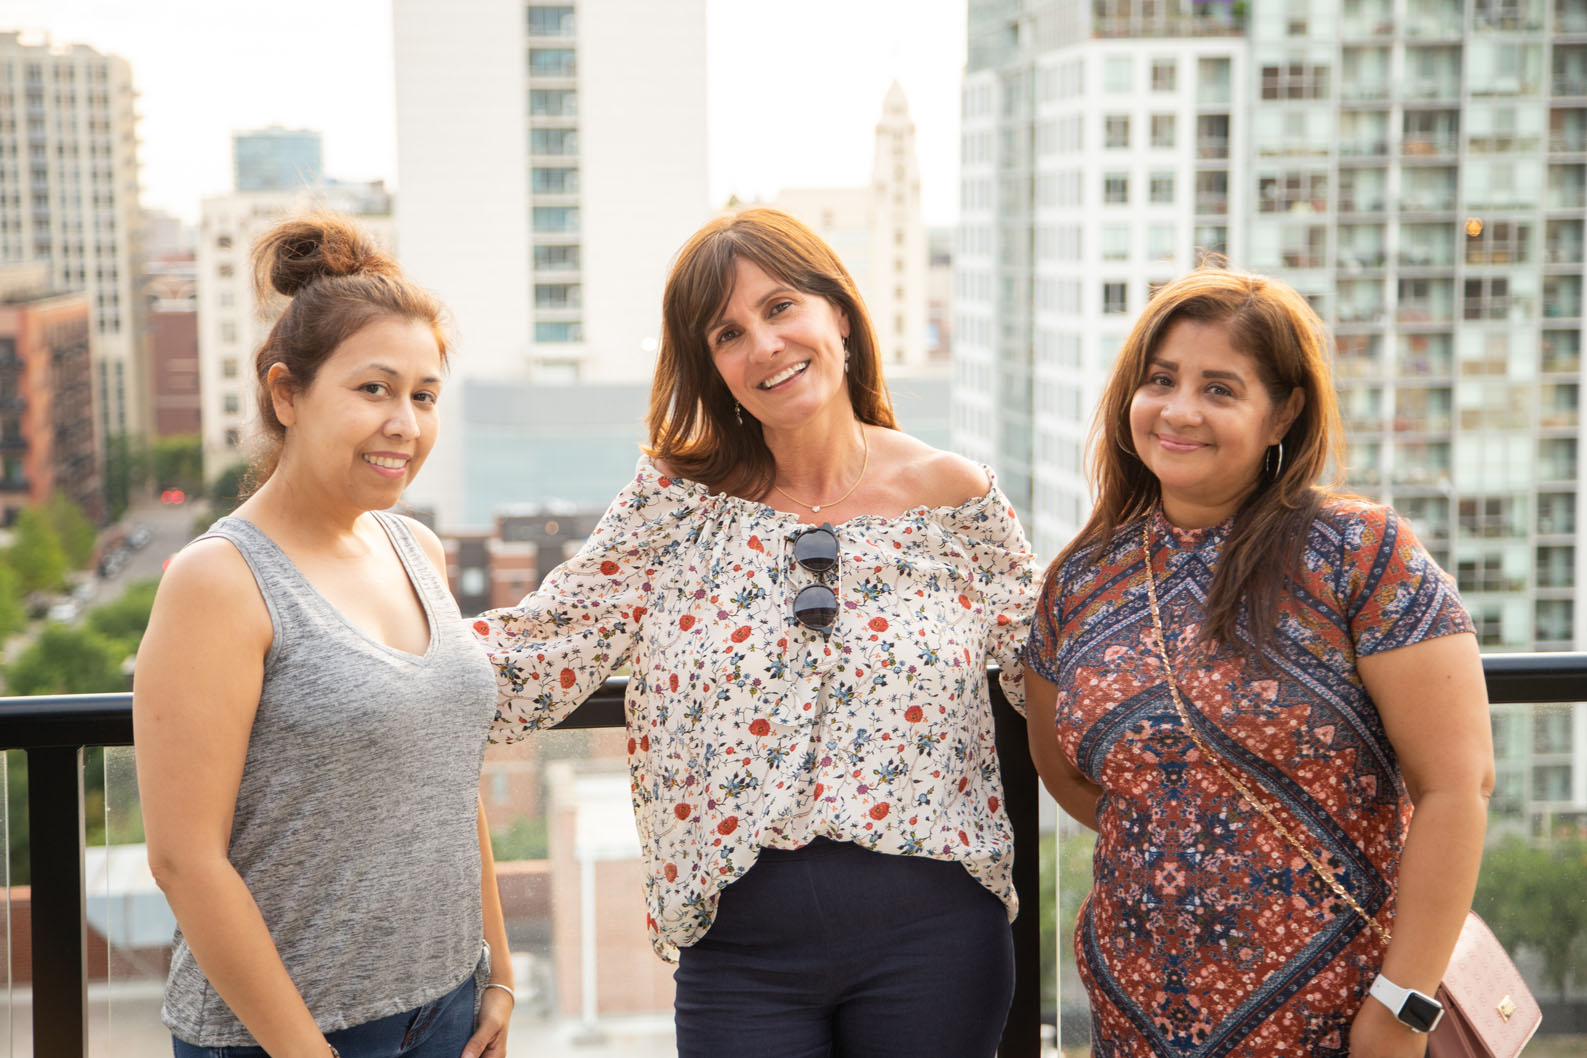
[1369, 974, 1445, 1033]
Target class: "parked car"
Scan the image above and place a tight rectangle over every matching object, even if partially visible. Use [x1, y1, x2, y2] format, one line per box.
[46, 600, 80, 623]
[128, 525, 153, 550]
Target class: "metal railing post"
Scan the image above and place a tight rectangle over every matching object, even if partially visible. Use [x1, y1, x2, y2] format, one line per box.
[27, 744, 88, 1058]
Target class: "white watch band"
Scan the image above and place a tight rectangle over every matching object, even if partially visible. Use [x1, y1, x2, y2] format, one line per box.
[1369, 974, 1442, 1032]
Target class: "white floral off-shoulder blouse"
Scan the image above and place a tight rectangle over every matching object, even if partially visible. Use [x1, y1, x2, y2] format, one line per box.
[473, 455, 1038, 960]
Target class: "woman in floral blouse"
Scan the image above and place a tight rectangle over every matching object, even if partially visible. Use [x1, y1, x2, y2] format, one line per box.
[1023, 267, 1493, 1057]
[474, 208, 1036, 1057]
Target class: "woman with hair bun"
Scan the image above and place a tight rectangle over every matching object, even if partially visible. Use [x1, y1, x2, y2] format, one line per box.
[134, 213, 514, 1058]
[1023, 266, 1493, 1057]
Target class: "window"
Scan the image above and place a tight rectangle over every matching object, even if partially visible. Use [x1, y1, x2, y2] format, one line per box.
[530, 128, 577, 155]
[1105, 115, 1130, 149]
[529, 89, 577, 117]
[1261, 61, 1331, 100]
[1103, 172, 1129, 204]
[221, 357, 238, 379]
[216, 234, 232, 250]
[222, 393, 240, 414]
[1465, 220, 1532, 265]
[1195, 170, 1228, 214]
[1258, 171, 1329, 214]
[1101, 225, 1130, 261]
[534, 243, 581, 271]
[527, 6, 575, 36]
[217, 263, 233, 279]
[1151, 59, 1177, 92]
[531, 166, 579, 193]
[1148, 224, 1176, 262]
[528, 48, 576, 77]
[534, 320, 583, 342]
[1150, 114, 1175, 149]
[1105, 56, 1133, 92]
[1464, 276, 1512, 320]
[534, 283, 581, 308]
[220, 321, 237, 342]
[1102, 282, 1128, 315]
[531, 206, 579, 233]
[1149, 171, 1175, 203]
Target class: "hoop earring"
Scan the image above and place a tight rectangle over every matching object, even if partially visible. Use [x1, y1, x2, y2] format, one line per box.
[1115, 431, 1135, 460]
[1265, 441, 1284, 478]
[735, 401, 743, 427]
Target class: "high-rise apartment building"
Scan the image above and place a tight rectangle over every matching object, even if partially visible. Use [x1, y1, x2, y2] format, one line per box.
[955, 0, 1587, 833]
[392, 0, 710, 529]
[195, 183, 394, 481]
[0, 33, 143, 453]
[233, 126, 324, 192]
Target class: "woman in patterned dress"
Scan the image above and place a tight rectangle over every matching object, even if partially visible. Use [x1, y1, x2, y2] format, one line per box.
[473, 208, 1037, 1057]
[1024, 267, 1494, 1057]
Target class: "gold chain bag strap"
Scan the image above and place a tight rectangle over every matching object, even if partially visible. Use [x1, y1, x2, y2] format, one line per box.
[1139, 520, 1541, 1058]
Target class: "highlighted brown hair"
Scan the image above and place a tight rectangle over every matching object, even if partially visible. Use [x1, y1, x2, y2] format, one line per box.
[646, 208, 897, 498]
[1051, 266, 1346, 655]
[247, 212, 448, 490]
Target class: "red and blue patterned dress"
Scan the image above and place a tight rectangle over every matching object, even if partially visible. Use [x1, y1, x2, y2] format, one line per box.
[1025, 500, 1474, 1057]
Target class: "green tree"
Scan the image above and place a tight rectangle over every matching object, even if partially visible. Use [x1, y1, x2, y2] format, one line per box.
[151, 434, 204, 495]
[0, 559, 26, 639]
[104, 432, 150, 521]
[86, 578, 160, 656]
[46, 491, 97, 568]
[490, 815, 550, 862]
[1474, 835, 1587, 1000]
[210, 458, 250, 516]
[8, 505, 69, 594]
[3, 623, 126, 696]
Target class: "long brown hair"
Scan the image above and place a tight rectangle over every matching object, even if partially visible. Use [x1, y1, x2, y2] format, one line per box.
[646, 208, 897, 498]
[247, 212, 449, 491]
[1051, 267, 1345, 655]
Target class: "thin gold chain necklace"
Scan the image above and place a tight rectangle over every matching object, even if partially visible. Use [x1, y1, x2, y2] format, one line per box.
[772, 428, 869, 514]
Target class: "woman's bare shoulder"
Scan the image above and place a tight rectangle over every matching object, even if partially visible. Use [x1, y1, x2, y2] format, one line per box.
[872, 430, 990, 509]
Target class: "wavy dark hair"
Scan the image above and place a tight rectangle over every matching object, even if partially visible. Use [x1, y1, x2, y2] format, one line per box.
[246, 212, 448, 491]
[1049, 266, 1345, 655]
[646, 208, 897, 498]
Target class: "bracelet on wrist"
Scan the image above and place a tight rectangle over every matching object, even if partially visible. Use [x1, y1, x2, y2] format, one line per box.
[484, 981, 516, 1004]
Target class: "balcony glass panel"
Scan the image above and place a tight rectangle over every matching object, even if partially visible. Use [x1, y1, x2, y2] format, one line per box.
[1474, 0, 1545, 30]
[1337, 278, 1387, 324]
[1466, 102, 1545, 154]
[1397, 277, 1456, 323]
[1403, 108, 1460, 157]
[1338, 224, 1387, 272]
[1340, 0, 1394, 37]
[1561, 0, 1587, 33]
[1549, 163, 1587, 209]
[1196, 56, 1232, 105]
[1404, 0, 1464, 36]
[1554, 44, 1587, 96]
[1465, 220, 1533, 265]
[1552, 107, 1587, 154]
[1466, 159, 1544, 211]
[1404, 46, 1462, 98]
[1399, 495, 1451, 541]
[1399, 221, 1457, 267]
[1341, 46, 1390, 100]
[1334, 333, 1384, 378]
[1467, 41, 1544, 97]
[1338, 109, 1389, 157]
[1543, 275, 1583, 319]
[1392, 440, 1451, 486]
[1398, 331, 1455, 375]
[1539, 437, 1578, 481]
[1337, 166, 1387, 212]
[1394, 384, 1454, 432]
[1399, 166, 1458, 212]
[1194, 170, 1228, 214]
[1537, 491, 1577, 535]
[1542, 328, 1582, 373]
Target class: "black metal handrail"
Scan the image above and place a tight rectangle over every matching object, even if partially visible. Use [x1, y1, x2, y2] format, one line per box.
[1, 653, 1584, 1057]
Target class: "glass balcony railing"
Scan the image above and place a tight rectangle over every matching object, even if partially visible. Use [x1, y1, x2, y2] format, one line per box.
[7, 656, 1587, 1056]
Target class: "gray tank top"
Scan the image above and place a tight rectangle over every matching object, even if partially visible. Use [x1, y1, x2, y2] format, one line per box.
[161, 511, 497, 1046]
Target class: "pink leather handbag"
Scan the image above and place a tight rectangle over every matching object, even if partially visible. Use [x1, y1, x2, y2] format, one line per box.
[1426, 911, 1541, 1058]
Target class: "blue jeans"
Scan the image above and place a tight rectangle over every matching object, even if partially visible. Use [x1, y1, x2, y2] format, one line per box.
[673, 838, 1015, 1058]
[172, 973, 475, 1058]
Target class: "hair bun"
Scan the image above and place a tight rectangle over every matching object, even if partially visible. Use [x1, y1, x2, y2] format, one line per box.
[253, 212, 396, 298]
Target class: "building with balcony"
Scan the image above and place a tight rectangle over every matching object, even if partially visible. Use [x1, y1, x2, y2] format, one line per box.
[392, 0, 710, 531]
[0, 263, 101, 525]
[0, 33, 145, 450]
[955, 0, 1587, 837]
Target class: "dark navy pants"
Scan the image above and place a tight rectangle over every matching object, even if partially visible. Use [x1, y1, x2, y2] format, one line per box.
[673, 838, 1015, 1058]
[171, 973, 474, 1058]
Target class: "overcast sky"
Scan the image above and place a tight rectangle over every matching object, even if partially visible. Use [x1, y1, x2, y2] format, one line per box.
[2, 0, 967, 225]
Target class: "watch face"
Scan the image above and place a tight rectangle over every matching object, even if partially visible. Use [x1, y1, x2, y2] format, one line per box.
[1399, 991, 1444, 1033]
